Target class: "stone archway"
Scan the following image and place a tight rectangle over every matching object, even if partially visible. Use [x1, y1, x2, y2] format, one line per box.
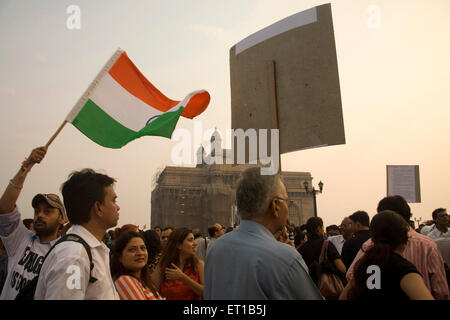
[288, 203, 301, 227]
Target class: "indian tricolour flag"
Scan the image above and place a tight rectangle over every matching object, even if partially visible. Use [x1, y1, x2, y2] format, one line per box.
[65, 48, 210, 148]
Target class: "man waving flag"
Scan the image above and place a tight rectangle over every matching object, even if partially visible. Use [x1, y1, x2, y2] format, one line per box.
[64, 48, 210, 148]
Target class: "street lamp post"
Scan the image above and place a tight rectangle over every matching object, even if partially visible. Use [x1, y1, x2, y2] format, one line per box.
[414, 217, 422, 229]
[303, 180, 324, 218]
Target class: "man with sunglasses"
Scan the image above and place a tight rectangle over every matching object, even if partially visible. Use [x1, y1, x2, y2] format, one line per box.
[0, 146, 68, 300]
[204, 167, 322, 299]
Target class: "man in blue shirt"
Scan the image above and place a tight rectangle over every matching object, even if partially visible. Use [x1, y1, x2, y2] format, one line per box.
[204, 167, 322, 300]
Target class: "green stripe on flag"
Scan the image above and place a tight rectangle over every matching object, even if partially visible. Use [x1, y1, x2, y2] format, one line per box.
[72, 99, 184, 148]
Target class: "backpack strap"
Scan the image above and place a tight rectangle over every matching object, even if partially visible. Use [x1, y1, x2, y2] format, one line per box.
[57, 234, 97, 283]
[15, 233, 97, 300]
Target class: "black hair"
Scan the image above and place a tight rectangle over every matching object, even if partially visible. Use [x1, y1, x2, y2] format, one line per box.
[349, 210, 370, 227]
[306, 217, 323, 237]
[326, 225, 341, 233]
[111, 231, 158, 296]
[142, 229, 162, 268]
[348, 210, 409, 299]
[294, 230, 307, 247]
[208, 225, 219, 238]
[61, 169, 116, 225]
[432, 208, 447, 220]
[22, 218, 34, 230]
[377, 195, 411, 222]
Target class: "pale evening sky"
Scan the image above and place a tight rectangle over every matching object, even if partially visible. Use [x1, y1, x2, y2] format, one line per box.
[0, 0, 449, 229]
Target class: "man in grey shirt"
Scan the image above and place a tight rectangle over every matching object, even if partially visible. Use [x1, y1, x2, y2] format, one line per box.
[204, 167, 322, 300]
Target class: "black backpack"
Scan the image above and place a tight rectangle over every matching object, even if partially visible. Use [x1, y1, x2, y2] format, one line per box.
[15, 233, 97, 300]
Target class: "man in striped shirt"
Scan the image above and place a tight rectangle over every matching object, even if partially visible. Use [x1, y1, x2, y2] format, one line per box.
[347, 195, 449, 300]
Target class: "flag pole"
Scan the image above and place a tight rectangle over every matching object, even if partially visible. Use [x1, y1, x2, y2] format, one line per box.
[45, 120, 68, 149]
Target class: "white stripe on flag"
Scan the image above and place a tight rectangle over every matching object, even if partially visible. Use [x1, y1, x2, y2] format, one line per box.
[66, 48, 124, 123]
[90, 73, 165, 132]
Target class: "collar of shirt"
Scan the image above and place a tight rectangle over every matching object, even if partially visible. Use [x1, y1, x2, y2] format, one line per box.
[31, 232, 59, 246]
[68, 225, 106, 250]
[238, 220, 276, 242]
[328, 235, 344, 243]
[428, 227, 450, 238]
[408, 227, 419, 237]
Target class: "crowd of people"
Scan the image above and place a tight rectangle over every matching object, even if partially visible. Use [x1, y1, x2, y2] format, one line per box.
[0, 146, 448, 300]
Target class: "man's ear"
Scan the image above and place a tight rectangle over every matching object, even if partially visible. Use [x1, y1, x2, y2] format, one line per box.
[93, 201, 103, 217]
[58, 214, 68, 225]
[270, 199, 279, 217]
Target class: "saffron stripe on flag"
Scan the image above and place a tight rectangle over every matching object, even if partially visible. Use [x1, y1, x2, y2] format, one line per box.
[109, 52, 179, 111]
[108, 51, 209, 119]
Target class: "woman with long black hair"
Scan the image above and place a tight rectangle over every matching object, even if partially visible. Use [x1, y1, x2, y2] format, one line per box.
[340, 210, 433, 300]
[151, 227, 204, 300]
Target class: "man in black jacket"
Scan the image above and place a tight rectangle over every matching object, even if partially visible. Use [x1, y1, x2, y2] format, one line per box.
[341, 211, 371, 269]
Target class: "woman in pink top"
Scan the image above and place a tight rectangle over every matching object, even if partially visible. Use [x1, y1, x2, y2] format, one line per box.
[111, 231, 162, 300]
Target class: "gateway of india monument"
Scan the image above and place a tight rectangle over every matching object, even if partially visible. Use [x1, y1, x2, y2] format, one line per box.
[151, 130, 322, 234]
[151, 3, 346, 235]
[151, 4, 347, 234]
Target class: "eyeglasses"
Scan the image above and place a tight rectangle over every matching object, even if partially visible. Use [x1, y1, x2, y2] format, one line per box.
[274, 197, 293, 206]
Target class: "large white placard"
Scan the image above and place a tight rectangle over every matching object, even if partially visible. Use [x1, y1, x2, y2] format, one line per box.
[387, 165, 421, 203]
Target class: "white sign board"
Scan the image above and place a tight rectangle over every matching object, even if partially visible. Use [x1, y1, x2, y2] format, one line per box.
[387, 165, 421, 203]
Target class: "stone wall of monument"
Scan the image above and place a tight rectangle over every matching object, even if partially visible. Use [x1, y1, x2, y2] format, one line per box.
[151, 164, 318, 235]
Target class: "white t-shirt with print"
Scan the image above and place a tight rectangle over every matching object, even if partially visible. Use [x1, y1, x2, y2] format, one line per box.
[0, 206, 56, 300]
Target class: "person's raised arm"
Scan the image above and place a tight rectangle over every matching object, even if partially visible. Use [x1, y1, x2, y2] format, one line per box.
[0, 146, 47, 214]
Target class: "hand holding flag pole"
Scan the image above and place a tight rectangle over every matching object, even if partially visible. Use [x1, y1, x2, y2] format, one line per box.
[18, 121, 68, 174]
[42, 48, 209, 151]
[18, 48, 209, 178]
